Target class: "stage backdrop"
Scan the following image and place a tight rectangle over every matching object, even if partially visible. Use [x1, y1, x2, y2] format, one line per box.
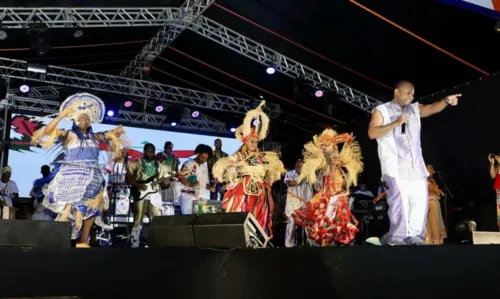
[420, 73, 500, 230]
[8, 113, 241, 198]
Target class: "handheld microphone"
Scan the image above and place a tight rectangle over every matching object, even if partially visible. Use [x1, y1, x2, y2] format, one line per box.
[401, 107, 407, 134]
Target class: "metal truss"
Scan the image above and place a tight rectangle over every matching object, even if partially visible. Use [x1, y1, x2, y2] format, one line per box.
[185, 16, 383, 113]
[5, 92, 228, 134]
[121, 0, 214, 77]
[0, 57, 281, 119]
[9, 85, 63, 100]
[0, 7, 179, 29]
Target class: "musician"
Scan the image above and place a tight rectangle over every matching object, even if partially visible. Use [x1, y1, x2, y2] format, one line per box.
[0, 166, 19, 219]
[126, 143, 170, 248]
[489, 154, 500, 230]
[208, 138, 228, 201]
[368, 80, 460, 245]
[178, 144, 214, 215]
[156, 141, 180, 174]
[284, 159, 313, 247]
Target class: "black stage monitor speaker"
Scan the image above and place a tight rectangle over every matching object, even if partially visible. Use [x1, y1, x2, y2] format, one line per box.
[0, 220, 71, 248]
[149, 214, 196, 248]
[193, 212, 269, 249]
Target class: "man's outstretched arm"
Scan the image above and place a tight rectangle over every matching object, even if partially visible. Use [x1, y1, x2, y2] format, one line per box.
[419, 94, 461, 118]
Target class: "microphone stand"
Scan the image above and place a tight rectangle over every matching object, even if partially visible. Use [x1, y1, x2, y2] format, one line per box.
[436, 172, 453, 230]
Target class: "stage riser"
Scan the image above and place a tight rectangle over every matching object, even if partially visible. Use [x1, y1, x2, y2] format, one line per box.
[0, 220, 70, 248]
[0, 246, 498, 298]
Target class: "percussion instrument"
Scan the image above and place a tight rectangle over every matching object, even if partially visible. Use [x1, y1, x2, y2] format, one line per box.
[192, 199, 222, 215]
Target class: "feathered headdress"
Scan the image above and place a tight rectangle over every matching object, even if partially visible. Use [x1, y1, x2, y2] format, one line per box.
[59, 93, 106, 124]
[235, 101, 270, 142]
[299, 129, 363, 190]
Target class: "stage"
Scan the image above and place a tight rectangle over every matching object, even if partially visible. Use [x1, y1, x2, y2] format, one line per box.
[0, 245, 497, 299]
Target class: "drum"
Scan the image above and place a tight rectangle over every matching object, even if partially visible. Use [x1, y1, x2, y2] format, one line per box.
[192, 199, 222, 215]
[162, 202, 176, 216]
[111, 186, 130, 215]
[161, 179, 182, 205]
[109, 174, 125, 184]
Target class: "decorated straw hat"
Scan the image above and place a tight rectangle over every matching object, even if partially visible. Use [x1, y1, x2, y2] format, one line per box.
[59, 93, 106, 124]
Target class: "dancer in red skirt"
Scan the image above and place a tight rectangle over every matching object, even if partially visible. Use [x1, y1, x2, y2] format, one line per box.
[293, 129, 363, 246]
[212, 101, 285, 237]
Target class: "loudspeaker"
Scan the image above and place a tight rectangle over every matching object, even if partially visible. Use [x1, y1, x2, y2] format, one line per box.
[193, 212, 269, 249]
[472, 231, 500, 244]
[149, 214, 196, 248]
[0, 220, 70, 248]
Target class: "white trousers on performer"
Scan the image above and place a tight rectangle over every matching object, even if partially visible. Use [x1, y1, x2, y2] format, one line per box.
[384, 175, 428, 240]
[180, 192, 198, 215]
[285, 215, 297, 247]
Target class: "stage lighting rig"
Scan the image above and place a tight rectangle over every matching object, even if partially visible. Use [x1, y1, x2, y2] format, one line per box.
[27, 21, 50, 57]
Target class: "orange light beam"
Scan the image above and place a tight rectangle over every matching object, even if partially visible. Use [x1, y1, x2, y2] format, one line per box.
[349, 0, 489, 76]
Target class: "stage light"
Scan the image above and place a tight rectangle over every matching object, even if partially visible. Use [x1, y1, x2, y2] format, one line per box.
[19, 84, 30, 93]
[315, 90, 324, 98]
[191, 110, 200, 118]
[155, 105, 164, 113]
[27, 64, 46, 74]
[230, 127, 236, 132]
[266, 66, 276, 75]
[170, 122, 177, 127]
[107, 110, 115, 117]
[124, 100, 133, 108]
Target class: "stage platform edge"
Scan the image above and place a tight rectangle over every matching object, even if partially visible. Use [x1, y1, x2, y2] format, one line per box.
[0, 245, 497, 299]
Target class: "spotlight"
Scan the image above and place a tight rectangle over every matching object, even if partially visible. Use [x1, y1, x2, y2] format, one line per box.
[0, 30, 7, 41]
[191, 110, 200, 118]
[31, 37, 50, 57]
[107, 110, 115, 117]
[315, 90, 324, 98]
[170, 122, 177, 127]
[230, 127, 236, 133]
[155, 105, 164, 113]
[124, 100, 133, 108]
[19, 84, 30, 93]
[73, 30, 83, 39]
[266, 65, 276, 75]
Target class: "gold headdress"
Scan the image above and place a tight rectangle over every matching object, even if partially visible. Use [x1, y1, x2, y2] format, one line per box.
[299, 129, 363, 189]
[59, 93, 106, 124]
[235, 101, 270, 142]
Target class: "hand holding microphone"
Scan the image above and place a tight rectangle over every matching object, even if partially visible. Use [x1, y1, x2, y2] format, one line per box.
[397, 113, 409, 134]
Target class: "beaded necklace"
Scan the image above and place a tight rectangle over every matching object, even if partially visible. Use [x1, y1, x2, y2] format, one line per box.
[163, 153, 173, 167]
[140, 158, 156, 177]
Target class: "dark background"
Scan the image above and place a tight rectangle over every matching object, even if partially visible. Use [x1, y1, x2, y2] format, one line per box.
[419, 74, 500, 231]
[1, 1, 499, 229]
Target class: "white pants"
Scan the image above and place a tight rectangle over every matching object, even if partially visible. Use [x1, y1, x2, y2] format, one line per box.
[384, 175, 428, 239]
[180, 192, 198, 215]
[285, 215, 297, 247]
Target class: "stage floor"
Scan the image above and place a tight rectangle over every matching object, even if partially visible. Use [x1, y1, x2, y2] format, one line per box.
[0, 245, 497, 299]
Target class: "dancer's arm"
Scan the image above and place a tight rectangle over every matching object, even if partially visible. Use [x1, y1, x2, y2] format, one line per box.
[32, 107, 73, 147]
[489, 154, 500, 179]
[419, 94, 461, 118]
[368, 109, 406, 139]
